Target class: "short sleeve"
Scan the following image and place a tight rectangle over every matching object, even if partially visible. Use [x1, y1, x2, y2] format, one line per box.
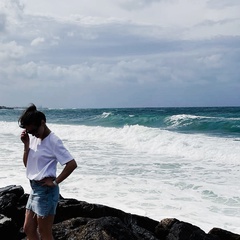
[53, 138, 74, 165]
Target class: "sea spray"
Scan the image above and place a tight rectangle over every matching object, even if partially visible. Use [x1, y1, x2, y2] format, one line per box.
[0, 107, 239, 233]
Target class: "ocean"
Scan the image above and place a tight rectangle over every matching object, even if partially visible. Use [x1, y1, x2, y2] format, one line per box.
[0, 107, 239, 233]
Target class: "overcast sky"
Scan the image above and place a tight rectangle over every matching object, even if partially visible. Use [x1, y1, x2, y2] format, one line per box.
[0, 0, 240, 108]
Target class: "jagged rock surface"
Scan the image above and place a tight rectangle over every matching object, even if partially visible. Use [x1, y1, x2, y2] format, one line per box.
[0, 185, 239, 240]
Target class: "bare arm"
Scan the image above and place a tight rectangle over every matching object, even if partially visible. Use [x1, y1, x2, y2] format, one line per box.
[55, 159, 77, 185]
[42, 160, 77, 187]
[22, 149, 29, 167]
[20, 130, 29, 167]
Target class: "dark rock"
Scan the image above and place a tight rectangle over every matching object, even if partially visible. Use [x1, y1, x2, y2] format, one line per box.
[155, 218, 220, 240]
[53, 216, 137, 240]
[0, 185, 24, 199]
[0, 186, 26, 229]
[209, 228, 240, 240]
[0, 193, 19, 217]
[0, 214, 19, 240]
[55, 198, 159, 235]
[167, 221, 218, 240]
[0, 185, 239, 240]
[53, 217, 91, 239]
[155, 218, 179, 239]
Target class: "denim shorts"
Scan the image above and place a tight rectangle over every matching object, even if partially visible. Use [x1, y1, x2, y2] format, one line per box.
[26, 180, 59, 217]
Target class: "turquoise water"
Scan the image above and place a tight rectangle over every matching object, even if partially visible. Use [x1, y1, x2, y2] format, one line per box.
[0, 107, 239, 233]
[2, 107, 240, 136]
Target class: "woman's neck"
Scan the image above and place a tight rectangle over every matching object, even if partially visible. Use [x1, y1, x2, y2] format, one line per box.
[41, 126, 51, 140]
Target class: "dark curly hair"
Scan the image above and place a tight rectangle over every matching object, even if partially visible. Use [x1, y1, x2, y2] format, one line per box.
[18, 103, 46, 128]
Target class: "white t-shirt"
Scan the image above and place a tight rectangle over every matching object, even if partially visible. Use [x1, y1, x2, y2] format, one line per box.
[26, 132, 73, 180]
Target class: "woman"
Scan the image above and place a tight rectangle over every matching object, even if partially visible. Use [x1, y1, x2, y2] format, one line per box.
[19, 104, 77, 240]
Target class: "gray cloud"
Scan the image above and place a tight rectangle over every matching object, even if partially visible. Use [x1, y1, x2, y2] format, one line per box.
[118, 0, 163, 10]
[0, 0, 240, 108]
[0, 13, 6, 32]
[207, 0, 240, 9]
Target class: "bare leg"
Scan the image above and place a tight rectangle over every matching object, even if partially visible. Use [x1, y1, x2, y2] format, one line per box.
[37, 215, 55, 240]
[23, 210, 40, 240]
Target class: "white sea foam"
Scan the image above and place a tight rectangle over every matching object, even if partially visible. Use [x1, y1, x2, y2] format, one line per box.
[0, 121, 239, 233]
[101, 112, 112, 118]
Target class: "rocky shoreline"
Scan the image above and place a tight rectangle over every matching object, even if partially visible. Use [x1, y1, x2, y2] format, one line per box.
[0, 185, 239, 240]
[0, 106, 14, 109]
